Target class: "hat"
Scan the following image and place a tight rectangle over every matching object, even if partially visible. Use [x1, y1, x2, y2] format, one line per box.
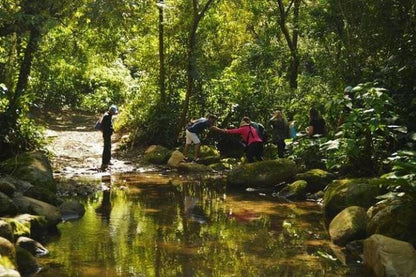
[109, 105, 118, 114]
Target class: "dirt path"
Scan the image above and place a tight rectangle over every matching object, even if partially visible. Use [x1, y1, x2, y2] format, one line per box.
[42, 110, 134, 178]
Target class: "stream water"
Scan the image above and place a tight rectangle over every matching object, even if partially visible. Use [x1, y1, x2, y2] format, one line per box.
[36, 171, 369, 277]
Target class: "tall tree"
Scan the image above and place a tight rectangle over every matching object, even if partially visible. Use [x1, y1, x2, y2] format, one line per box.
[0, 0, 80, 151]
[276, 0, 301, 89]
[177, 0, 218, 136]
[157, 0, 166, 103]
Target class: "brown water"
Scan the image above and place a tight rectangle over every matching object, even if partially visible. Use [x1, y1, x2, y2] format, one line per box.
[36, 172, 369, 277]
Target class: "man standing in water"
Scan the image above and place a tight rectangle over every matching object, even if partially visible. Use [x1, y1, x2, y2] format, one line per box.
[101, 105, 118, 171]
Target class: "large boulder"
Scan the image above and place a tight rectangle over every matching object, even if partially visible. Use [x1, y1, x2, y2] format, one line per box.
[167, 150, 185, 168]
[227, 159, 297, 188]
[3, 214, 48, 239]
[364, 234, 416, 277]
[367, 194, 416, 246]
[16, 246, 39, 276]
[323, 178, 391, 221]
[329, 206, 368, 246]
[12, 195, 61, 228]
[59, 201, 85, 221]
[295, 169, 335, 193]
[278, 180, 308, 200]
[144, 145, 172, 165]
[15, 236, 48, 257]
[0, 152, 55, 192]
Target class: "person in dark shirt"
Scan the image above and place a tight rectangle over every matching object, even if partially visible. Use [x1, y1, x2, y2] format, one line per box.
[184, 114, 221, 161]
[306, 108, 326, 137]
[269, 110, 289, 158]
[101, 105, 118, 170]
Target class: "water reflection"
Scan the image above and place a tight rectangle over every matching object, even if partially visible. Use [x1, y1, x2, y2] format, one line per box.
[37, 173, 369, 276]
[95, 178, 112, 222]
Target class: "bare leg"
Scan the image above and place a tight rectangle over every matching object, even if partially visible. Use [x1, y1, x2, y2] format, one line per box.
[184, 143, 191, 157]
[194, 143, 201, 159]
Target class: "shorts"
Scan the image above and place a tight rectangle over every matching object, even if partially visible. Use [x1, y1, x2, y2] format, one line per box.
[185, 130, 201, 144]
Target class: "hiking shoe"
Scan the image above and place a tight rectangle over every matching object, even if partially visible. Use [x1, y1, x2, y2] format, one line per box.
[193, 158, 200, 163]
[183, 157, 191, 162]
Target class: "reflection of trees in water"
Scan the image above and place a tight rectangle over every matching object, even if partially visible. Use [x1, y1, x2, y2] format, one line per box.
[52, 176, 344, 276]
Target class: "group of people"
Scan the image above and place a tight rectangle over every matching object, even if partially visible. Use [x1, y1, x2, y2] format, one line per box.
[98, 104, 327, 169]
[184, 115, 264, 163]
[183, 107, 326, 163]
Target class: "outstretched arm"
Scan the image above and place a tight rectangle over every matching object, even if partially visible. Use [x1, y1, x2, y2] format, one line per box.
[210, 126, 226, 133]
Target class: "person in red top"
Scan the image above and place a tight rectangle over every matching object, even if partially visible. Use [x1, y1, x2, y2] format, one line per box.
[218, 116, 264, 163]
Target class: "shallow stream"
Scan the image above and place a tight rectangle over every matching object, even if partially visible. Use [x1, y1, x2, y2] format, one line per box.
[36, 171, 368, 276]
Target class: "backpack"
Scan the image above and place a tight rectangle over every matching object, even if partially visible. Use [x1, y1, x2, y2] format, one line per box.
[94, 118, 102, 131]
[250, 122, 267, 142]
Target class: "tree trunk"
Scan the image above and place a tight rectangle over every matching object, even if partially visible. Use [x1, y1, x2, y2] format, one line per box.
[5, 27, 42, 130]
[277, 0, 300, 89]
[158, 1, 166, 103]
[176, 0, 216, 138]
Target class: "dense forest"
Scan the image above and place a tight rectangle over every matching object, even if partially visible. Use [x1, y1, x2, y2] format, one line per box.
[0, 0, 415, 179]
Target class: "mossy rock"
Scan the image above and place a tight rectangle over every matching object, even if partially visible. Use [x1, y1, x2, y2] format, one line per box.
[323, 178, 392, 222]
[177, 162, 212, 173]
[367, 194, 416, 247]
[227, 159, 298, 188]
[167, 150, 185, 168]
[144, 145, 172, 165]
[3, 214, 48, 240]
[278, 180, 308, 200]
[0, 152, 55, 193]
[2, 217, 31, 238]
[295, 169, 335, 193]
[329, 206, 368, 246]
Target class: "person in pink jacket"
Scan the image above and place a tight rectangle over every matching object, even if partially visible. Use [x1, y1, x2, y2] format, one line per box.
[219, 116, 264, 163]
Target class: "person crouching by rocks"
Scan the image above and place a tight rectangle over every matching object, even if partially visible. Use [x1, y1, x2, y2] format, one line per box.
[218, 116, 264, 163]
[101, 105, 118, 171]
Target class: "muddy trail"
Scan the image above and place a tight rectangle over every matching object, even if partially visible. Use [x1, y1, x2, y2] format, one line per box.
[42, 110, 137, 179]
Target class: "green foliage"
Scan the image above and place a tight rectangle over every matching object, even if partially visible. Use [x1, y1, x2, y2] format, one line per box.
[383, 150, 416, 193]
[0, 114, 45, 158]
[136, 102, 179, 147]
[322, 82, 404, 176]
[79, 60, 135, 112]
[288, 135, 327, 170]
